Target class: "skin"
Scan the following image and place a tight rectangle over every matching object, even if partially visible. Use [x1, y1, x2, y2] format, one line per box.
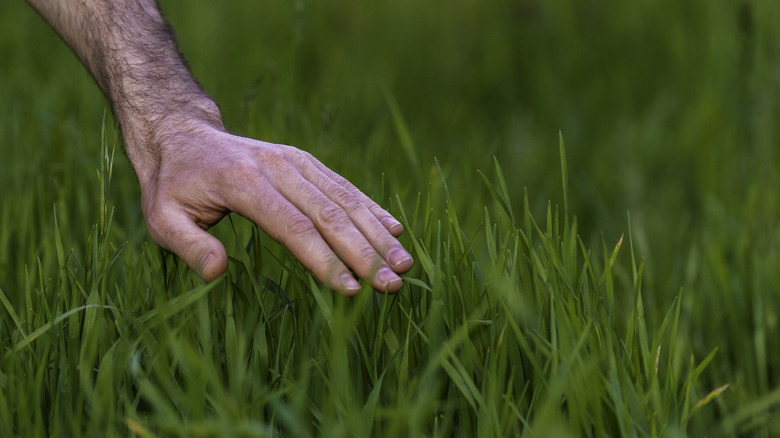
[25, 0, 413, 294]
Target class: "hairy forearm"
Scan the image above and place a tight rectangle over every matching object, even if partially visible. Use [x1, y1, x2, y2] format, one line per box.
[26, 0, 222, 184]
[27, 0, 414, 291]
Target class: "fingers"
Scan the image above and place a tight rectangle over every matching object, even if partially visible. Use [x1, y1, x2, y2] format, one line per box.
[142, 133, 413, 293]
[284, 181, 405, 292]
[229, 156, 411, 293]
[276, 155, 413, 287]
[293, 157, 411, 268]
[145, 206, 228, 283]
[308, 157, 405, 237]
[229, 182, 366, 294]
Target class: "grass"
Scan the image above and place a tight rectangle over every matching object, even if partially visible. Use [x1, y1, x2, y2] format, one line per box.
[3, 0, 780, 436]
[0, 131, 721, 437]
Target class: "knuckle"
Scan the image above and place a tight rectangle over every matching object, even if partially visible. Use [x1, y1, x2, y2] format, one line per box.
[225, 157, 266, 193]
[322, 253, 344, 273]
[289, 150, 317, 174]
[365, 199, 385, 215]
[231, 157, 261, 180]
[330, 172, 351, 187]
[296, 149, 315, 161]
[257, 146, 289, 168]
[357, 245, 380, 264]
[333, 188, 360, 212]
[367, 227, 392, 246]
[285, 214, 316, 237]
[317, 203, 348, 227]
[286, 146, 315, 163]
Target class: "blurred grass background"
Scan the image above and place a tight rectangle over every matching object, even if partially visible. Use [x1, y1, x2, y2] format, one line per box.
[3, 0, 780, 435]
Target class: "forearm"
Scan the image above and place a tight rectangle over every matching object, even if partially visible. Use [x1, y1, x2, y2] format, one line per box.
[25, 0, 223, 184]
[26, 0, 414, 291]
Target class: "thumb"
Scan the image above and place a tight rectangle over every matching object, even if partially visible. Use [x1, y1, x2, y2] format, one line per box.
[146, 209, 228, 282]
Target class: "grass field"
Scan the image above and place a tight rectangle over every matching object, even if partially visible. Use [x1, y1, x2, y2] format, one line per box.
[3, 0, 780, 436]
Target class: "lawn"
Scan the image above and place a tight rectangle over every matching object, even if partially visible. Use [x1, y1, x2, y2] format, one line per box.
[2, 0, 780, 436]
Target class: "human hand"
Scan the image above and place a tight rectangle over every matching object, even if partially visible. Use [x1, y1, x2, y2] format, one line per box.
[135, 122, 413, 294]
[26, 0, 412, 293]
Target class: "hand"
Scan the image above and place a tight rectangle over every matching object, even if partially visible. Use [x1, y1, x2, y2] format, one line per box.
[22, 0, 412, 292]
[138, 123, 414, 294]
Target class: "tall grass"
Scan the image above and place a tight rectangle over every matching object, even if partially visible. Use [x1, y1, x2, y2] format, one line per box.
[0, 130, 724, 436]
[4, 0, 780, 436]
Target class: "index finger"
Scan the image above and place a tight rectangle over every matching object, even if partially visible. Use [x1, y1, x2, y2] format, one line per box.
[291, 154, 413, 274]
[307, 155, 405, 237]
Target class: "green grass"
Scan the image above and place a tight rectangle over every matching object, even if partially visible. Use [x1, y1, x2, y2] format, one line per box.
[0, 131, 716, 437]
[3, 0, 780, 436]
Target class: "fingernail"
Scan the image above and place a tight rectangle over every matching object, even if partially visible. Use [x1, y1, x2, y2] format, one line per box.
[388, 247, 413, 270]
[377, 267, 402, 289]
[198, 252, 215, 278]
[382, 217, 403, 234]
[341, 273, 361, 293]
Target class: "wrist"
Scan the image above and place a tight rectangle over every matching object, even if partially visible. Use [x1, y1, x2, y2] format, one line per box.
[119, 94, 225, 187]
